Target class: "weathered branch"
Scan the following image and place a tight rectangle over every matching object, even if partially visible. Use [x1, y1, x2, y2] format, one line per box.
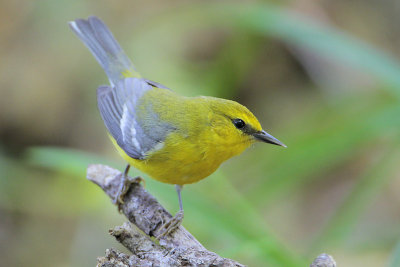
[87, 164, 336, 267]
[310, 253, 336, 267]
[87, 164, 244, 266]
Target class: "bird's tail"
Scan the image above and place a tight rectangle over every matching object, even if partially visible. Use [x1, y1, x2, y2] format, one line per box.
[69, 16, 139, 85]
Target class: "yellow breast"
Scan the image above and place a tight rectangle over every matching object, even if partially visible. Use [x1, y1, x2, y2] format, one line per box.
[111, 127, 251, 185]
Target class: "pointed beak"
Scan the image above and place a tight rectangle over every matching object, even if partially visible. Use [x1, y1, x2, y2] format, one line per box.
[252, 130, 287, 148]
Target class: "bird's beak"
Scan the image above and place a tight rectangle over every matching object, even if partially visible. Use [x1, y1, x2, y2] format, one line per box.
[252, 130, 287, 148]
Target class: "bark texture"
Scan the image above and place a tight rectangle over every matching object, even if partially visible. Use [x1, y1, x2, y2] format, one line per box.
[87, 164, 244, 267]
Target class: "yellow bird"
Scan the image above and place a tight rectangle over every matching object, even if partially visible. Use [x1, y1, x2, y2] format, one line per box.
[69, 16, 286, 237]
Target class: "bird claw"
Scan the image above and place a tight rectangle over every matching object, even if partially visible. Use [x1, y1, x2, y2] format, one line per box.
[113, 175, 144, 212]
[156, 210, 184, 239]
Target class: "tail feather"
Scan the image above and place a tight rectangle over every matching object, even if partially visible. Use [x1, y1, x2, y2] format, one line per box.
[69, 16, 139, 85]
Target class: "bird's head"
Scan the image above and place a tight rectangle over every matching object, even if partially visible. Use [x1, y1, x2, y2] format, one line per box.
[206, 97, 286, 149]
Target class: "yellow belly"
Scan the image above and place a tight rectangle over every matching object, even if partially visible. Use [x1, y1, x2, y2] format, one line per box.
[110, 131, 250, 185]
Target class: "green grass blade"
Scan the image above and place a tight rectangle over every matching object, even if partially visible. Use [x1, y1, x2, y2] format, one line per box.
[25, 146, 123, 176]
[311, 141, 400, 249]
[389, 238, 400, 267]
[248, 98, 400, 205]
[229, 3, 400, 94]
[135, 3, 400, 96]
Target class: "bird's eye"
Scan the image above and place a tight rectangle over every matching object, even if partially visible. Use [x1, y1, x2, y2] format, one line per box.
[233, 118, 246, 129]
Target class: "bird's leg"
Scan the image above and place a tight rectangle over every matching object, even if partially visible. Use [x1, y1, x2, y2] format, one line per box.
[113, 164, 144, 211]
[156, 185, 184, 239]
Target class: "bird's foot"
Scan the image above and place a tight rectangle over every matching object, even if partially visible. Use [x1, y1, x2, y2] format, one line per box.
[156, 210, 184, 239]
[113, 175, 144, 212]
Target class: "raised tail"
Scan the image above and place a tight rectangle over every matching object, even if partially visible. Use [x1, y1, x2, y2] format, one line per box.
[69, 16, 139, 85]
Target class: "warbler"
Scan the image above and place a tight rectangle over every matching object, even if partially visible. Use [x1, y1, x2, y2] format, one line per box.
[69, 16, 286, 237]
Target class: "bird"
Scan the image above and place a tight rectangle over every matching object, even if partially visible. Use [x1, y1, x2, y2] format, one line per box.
[69, 16, 286, 237]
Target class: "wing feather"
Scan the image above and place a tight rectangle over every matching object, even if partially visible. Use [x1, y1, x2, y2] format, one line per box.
[97, 78, 174, 160]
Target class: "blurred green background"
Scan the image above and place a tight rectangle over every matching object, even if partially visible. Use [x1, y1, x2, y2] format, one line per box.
[1, 0, 400, 266]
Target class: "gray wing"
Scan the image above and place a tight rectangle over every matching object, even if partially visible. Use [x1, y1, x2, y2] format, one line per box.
[97, 77, 174, 160]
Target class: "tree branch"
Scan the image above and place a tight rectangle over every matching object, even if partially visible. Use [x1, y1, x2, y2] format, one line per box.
[310, 253, 336, 267]
[87, 164, 336, 267]
[87, 164, 244, 266]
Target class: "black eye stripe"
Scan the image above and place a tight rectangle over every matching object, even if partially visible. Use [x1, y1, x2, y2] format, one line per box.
[232, 118, 246, 129]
